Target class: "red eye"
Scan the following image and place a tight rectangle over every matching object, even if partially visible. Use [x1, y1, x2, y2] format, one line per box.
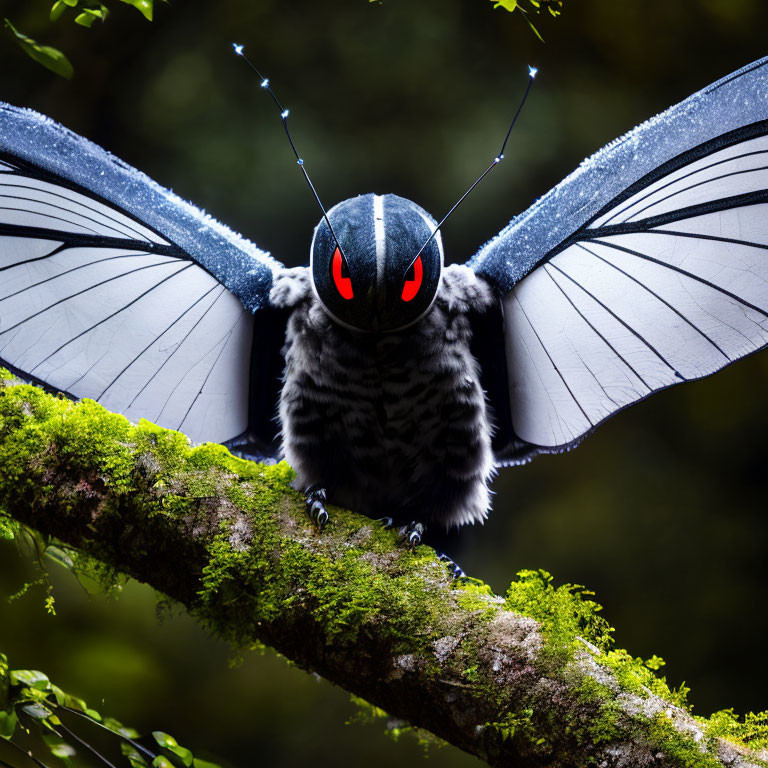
[331, 247, 353, 300]
[401, 255, 423, 302]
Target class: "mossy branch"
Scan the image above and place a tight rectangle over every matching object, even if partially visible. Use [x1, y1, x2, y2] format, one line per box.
[0, 370, 766, 768]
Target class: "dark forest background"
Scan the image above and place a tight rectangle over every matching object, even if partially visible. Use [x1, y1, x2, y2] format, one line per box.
[1, 1, 767, 766]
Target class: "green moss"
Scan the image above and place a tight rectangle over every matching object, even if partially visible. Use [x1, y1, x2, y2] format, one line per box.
[703, 709, 768, 757]
[198, 517, 452, 651]
[646, 713, 723, 768]
[3, 368, 767, 766]
[504, 569, 613, 659]
[500, 567, 768, 763]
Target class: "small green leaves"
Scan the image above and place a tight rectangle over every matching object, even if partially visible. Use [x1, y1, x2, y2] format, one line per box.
[49, 1, 72, 22]
[3, 18, 73, 79]
[10, 669, 50, 691]
[21, 702, 54, 719]
[119, 0, 154, 21]
[489, 0, 563, 41]
[122, 743, 150, 768]
[0, 648, 224, 768]
[152, 732, 178, 750]
[153, 731, 194, 767]
[10, 0, 162, 76]
[0, 709, 17, 740]
[74, 5, 109, 28]
[43, 733, 77, 766]
[0, 511, 16, 541]
[104, 717, 140, 739]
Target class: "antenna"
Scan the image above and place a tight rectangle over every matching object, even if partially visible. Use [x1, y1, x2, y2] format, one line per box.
[232, 43, 346, 258]
[409, 65, 538, 268]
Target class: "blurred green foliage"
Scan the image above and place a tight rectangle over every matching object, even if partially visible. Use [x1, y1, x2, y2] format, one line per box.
[3, 17, 73, 78]
[490, 0, 564, 42]
[0, 650, 223, 768]
[4, 0, 158, 78]
[5, 0, 560, 78]
[1, 1, 768, 766]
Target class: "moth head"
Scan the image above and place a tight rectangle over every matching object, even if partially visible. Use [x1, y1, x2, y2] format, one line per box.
[310, 193, 443, 332]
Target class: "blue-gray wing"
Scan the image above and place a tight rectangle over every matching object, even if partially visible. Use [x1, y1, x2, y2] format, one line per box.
[0, 102, 283, 447]
[468, 58, 768, 464]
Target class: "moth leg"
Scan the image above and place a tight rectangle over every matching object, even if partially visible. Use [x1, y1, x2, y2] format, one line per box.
[376, 516, 395, 529]
[305, 487, 329, 530]
[398, 521, 425, 550]
[438, 553, 466, 580]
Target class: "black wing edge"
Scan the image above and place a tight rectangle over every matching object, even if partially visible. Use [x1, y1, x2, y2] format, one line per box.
[224, 305, 289, 463]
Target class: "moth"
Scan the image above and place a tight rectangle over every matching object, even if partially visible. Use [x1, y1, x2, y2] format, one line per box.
[1, 56, 766, 546]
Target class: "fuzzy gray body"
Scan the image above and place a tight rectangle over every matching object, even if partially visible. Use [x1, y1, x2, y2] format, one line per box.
[270, 264, 496, 528]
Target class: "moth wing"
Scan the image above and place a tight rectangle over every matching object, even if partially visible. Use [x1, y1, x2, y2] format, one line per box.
[467, 58, 768, 463]
[0, 103, 284, 454]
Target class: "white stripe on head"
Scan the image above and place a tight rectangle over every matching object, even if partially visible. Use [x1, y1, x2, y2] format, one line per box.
[373, 194, 386, 288]
[414, 208, 444, 267]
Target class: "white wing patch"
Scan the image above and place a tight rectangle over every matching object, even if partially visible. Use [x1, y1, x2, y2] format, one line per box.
[0, 162, 253, 446]
[0, 168, 168, 244]
[505, 127, 768, 450]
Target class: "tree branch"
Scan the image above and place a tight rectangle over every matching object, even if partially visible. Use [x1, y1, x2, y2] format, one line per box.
[0, 371, 765, 768]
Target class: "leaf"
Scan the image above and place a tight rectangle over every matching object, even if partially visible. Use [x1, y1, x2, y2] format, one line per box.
[75, 12, 96, 27]
[0, 514, 15, 540]
[49, 742, 76, 758]
[74, 6, 108, 27]
[10, 669, 50, 691]
[119, 0, 153, 21]
[3, 19, 74, 79]
[193, 760, 223, 768]
[166, 744, 194, 767]
[152, 733, 178, 750]
[105, 717, 139, 738]
[121, 743, 149, 768]
[521, 11, 544, 41]
[49, 685, 67, 706]
[21, 702, 53, 719]
[0, 709, 17, 740]
[492, 0, 518, 9]
[49, 1, 69, 22]
[152, 758, 174, 768]
[153, 731, 193, 767]
[43, 733, 76, 767]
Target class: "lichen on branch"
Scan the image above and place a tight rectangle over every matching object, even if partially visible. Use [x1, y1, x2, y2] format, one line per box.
[0, 369, 766, 768]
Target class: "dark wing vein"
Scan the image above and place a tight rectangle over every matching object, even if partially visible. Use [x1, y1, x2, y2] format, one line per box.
[29, 263, 194, 374]
[542, 263, 652, 390]
[590, 238, 768, 318]
[548, 261, 683, 378]
[0, 176, 151, 241]
[0, 259, 180, 337]
[515, 293, 593, 426]
[0, 189, 138, 241]
[577, 242, 731, 360]
[98, 283, 220, 399]
[601, 148, 768, 226]
[620, 164, 768, 223]
[177, 310, 248, 432]
[0, 251, 156, 303]
[130, 287, 227, 411]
